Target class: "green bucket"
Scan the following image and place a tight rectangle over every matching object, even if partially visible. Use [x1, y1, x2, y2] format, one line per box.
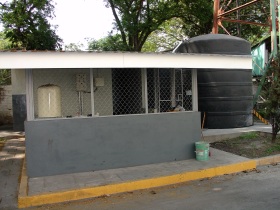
[195, 141, 210, 161]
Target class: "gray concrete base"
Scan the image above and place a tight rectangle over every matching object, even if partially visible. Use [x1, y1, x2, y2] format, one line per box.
[25, 112, 201, 177]
[27, 148, 251, 196]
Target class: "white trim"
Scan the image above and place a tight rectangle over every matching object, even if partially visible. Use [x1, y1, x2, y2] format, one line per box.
[0, 52, 252, 70]
[192, 69, 198, 111]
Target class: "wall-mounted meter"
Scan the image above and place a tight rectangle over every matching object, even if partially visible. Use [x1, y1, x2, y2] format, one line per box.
[76, 74, 87, 91]
[95, 78, 104, 87]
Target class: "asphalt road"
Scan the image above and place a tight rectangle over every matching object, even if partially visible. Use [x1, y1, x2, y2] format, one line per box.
[26, 164, 280, 210]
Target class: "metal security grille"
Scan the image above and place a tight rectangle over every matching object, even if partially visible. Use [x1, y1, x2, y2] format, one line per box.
[112, 68, 143, 115]
[111, 68, 193, 115]
[147, 68, 192, 113]
[31, 68, 193, 119]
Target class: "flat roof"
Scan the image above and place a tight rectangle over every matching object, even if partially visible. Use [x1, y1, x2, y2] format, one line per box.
[0, 51, 252, 69]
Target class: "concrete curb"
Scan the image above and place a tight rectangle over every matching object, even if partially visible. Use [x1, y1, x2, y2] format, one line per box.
[18, 160, 256, 208]
[255, 154, 280, 166]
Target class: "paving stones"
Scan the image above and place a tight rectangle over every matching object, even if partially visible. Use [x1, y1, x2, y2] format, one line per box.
[0, 136, 25, 210]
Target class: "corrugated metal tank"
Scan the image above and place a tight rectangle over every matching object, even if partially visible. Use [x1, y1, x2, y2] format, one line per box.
[174, 34, 253, 128]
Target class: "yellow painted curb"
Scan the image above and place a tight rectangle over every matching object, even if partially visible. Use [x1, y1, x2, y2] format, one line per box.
[18, 160, 256, 208]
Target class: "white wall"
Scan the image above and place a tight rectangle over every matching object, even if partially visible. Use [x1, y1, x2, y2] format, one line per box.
[32, 68, 113, 118]
[92, 68, 113, 116]
[11, 69, 26, 94]
[0, 85, 13, 123]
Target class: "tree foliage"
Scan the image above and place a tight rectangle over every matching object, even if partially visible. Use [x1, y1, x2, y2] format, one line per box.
[97, 1, 269, 52]
[0, 0, 62, 50]
[180, 0, 213, 38]
[65, 42, 84, 51]
[104, 0, 213, 52]
[0, 69, 11, 85]
[142, 18, 187, 52]
[261, 53, 280, 143]
[0, 32, 11, 86]
[0, 31, 11, 50]
[87, 34, 128, 51]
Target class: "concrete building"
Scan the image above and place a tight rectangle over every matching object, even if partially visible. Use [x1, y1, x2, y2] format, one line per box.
[0, 51, 251, 178]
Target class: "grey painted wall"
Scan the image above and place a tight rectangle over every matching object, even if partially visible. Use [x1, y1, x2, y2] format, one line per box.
[25, 111, 201, 177]
[12, 95, 26, 131]
[11, 69, 27, 131]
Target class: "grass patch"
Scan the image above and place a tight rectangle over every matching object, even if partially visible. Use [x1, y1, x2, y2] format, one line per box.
[211, 132, 280, 158]
[238, 132, 259, 140]
[0, 137, 7, 152]
[0, 137, 7, 141]
[266, 143, 280, 155]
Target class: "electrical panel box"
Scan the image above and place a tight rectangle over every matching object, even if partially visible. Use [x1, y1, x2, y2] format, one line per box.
[76, 74, 87, 91]
[95, 78, 105, 87]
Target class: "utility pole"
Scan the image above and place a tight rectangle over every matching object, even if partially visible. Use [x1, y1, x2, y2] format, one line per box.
[271, 0, 277, 57]
[278, 0, 280, 51]
[212, 0, 220, 34]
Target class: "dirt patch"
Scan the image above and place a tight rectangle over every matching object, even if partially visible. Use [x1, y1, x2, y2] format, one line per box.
[210, 132, 280, 158]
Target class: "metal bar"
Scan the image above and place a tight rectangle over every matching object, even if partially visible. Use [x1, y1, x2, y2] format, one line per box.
[221, 17, 270, 26]
[171, 69, 176, 107]
[142, 68, 148, 114]
[192, 69, 198, 111]
[219, 22, 231, 35]
[154, 69, 158, 113]
[218, 0, 262, 17]
[158, 68, 161, 112]
[212, 0, 220, 33]
[90, 68, 95, 116]
[180, 69, 184, 108]
[141, 68, 145, 109]
[81, 92, 84, 115]
[78, 91, 81, 116]
[25, 69, 34, 120]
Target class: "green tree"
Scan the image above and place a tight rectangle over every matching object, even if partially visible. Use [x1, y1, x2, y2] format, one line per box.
[0, 0, 62, 50]
[0, 32, 11, 86]
[104, 0, 213, 52]
[261, 53, 280, 143]
[0, 31, 11, 50]
[142, 18, 187, 52]
[180, 0, 213, 38]
[87, 34, 128, 51]
[0, 69, 11, 85]
[95, 0, 268, 52]
[65, 42, 84, 51]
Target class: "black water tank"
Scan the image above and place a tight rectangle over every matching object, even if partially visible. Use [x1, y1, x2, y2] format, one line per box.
[174, 34, 253, 128]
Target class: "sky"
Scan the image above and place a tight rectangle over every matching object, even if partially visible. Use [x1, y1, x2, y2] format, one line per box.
[50, 0, 114, 46]
[0, 0, 115, 47]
